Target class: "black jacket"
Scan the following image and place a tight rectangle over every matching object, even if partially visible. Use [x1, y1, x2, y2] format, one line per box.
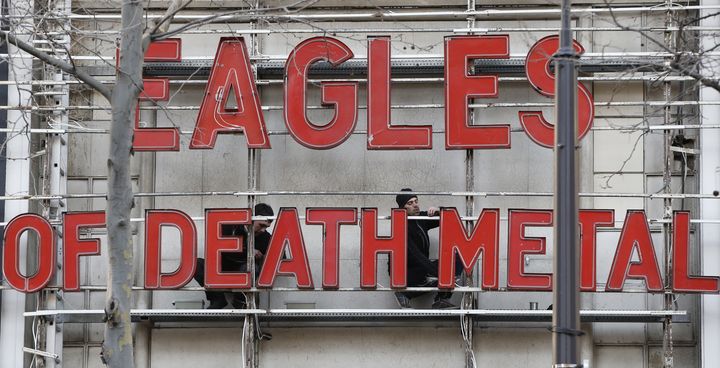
[405, 211, 440, 279]
[221, 224, 271, 271]
[387, 211, 439, 283]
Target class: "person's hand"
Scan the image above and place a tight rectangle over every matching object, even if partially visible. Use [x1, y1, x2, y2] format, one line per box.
[427, 207, 439, 216]
[254, 250, 263, 258]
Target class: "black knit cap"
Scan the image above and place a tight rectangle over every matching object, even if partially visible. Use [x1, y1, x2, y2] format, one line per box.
[254, 203, 274, 217]
[395, 188, 417, 208]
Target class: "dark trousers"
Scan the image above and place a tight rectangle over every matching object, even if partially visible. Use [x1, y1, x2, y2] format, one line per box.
[194, 258, 255, 308]
[399, 259, 463, 301]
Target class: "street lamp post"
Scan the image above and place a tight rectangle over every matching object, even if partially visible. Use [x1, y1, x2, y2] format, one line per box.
[553, 0, 582, 366]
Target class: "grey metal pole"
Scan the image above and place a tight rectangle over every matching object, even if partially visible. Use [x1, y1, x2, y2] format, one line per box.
[0, 0, 8, 326]
[464, 1, 477, 367]
[661, 5, 675, 367]
[553, 0, 581, 366]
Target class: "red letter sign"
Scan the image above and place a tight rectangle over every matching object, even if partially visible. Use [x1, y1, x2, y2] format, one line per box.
[578, 210, 614, 291]
[258, 208, 314, 288]
[63, 212, 104, 291]
[145, 210, 197, 289]
[360, 208, 407, 288]
[2, 214, 55, 292]
[306, 208, 358, 289]
[519, 35, 594, 148]
[367, 36, 432, 149]
[205, 209, 252, 289]
[607, 211, 663, 292]
[444, 35, 511, 149]
[133, 38, 182, 151]
[284, 37, 358, 149]
[191, 37, 270, 149]
[507, 209, 553, 291]
[672, 211, 719, 292]
[438, 208, 499, 289]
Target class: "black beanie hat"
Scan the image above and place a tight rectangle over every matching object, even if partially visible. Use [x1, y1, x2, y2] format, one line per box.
[395, 188, 417, 208]
[254, 203, 274, 217]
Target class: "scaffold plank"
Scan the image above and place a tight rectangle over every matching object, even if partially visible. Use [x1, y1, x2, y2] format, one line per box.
[23, 309, 688, 324]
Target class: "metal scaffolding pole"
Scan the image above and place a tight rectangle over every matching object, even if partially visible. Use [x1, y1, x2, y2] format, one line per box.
[661, 2, 676, 366]
[700, 0, 720, 366]
[18, 25, 720, 36]
[245, 145, 258, 368]
[40, 0, 72, 364]
[463, 3, 477, 367]
[246, 4, 261, 366]
[2, 4, 715, 22]
[0, 1, 34, 366]
[0, 0, 6, 336]
[552, 0, 581, 366]
[9, 99, 720, 113]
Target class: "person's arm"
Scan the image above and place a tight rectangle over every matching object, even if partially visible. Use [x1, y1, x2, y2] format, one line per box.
[419, 210, 440, 230]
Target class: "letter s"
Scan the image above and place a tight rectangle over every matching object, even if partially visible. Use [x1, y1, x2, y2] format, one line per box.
[519, 35, 594, 148]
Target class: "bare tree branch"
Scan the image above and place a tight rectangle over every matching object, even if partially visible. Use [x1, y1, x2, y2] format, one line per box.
[668, 59, 720, 91]
[603, 1, 674, 54]
[151, 0, 319, 41]
[145, 0, 194, 39]
[0, 30, 112, 100]
[603, 0, 720, 93]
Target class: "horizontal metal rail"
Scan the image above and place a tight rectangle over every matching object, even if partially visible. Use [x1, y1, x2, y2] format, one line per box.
[0, 53, 687, 60]
[0, 100, 715, 112]
[17, 52, 719, 62]
[1, 217, 713, 228]
[0, 4, 714, 21]
[22, 347, 59, 363]
[1, 53, 712, 78]
[22, 308, 689, 324]
[4, 124, 718, 136]
[1, 283, 708, 293]
[0, 75, 699, 86]
[2, 208, 713, 226]
[1, 190, 718, 202]
[24, 309, 264, 323]
[32, 25, 720, 36]
[0, 216, 720, 227]
[0, 55, 680, 81]
[263, 309, 689, 323]
[2, 190, 718, 202]
[0, 214, 718, 228]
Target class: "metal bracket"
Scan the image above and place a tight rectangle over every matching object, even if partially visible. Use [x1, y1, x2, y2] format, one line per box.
[23, 347, 60, 364]
[670, 146, 701, 155]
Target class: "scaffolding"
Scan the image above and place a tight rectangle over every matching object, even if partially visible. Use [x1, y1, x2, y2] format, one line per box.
[2, 1, 718, 367]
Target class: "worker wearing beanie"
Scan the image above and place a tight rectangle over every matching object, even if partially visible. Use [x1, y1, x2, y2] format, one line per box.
[392, 188, 458, 309]
[193, 203, 274, 309]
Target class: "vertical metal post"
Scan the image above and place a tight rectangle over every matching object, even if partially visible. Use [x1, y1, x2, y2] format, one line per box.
[245, 147, 257, 368]
[0, 0, 7, 328]
[136, 95, 157, 368]
[42, 0, 72, 365]
[700, 0, 720, 366]
[43, 133, 68, 367]
[1, 0, 36, 366]
[552, 0, 581, 366]
[661, 3, 675, 367]
[464, 1, 477, 368]
[246, 3, 261, 367]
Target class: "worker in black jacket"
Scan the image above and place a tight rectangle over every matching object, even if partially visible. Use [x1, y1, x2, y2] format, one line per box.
[194, 203, 274, 309]
[394, 188, 458, 309]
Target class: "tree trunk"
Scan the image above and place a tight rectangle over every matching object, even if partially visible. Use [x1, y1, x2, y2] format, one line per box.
[102, 0, 143, 367]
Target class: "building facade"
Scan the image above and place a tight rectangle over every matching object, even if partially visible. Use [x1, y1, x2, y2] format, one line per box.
[1, 0, 719, 367]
